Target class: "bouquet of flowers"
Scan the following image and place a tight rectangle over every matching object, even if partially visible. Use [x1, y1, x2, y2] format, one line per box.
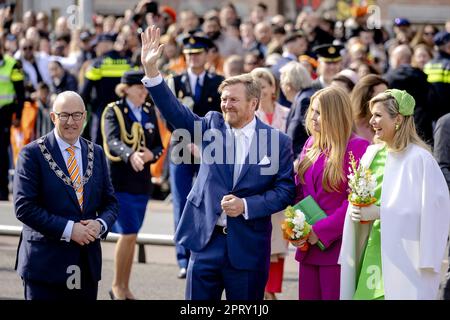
[281, 206, 312, 251]
[347, 151, 377, 224]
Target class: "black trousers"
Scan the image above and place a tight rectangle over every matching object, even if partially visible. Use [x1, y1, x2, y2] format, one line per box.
[23, 249, 98, 300]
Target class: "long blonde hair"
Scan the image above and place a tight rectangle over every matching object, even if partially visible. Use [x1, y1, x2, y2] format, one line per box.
[297, 87, 353, 192]
[369, 92, 430, 152]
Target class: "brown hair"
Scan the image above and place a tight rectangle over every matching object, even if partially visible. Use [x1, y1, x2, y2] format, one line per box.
[351, 74, 388, 123]
[218, 73, 261, 104]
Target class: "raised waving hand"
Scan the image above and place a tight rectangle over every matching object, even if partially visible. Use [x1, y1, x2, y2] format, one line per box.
[140, 25, 165, 78]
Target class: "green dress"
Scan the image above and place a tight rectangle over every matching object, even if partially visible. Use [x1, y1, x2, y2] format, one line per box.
[353, 146, 387, 300]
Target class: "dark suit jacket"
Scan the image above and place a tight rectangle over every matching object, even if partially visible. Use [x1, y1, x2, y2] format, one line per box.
[146, 80, 296, 271]
[14, 131, 118, 284]
[102, 98, 163, 195]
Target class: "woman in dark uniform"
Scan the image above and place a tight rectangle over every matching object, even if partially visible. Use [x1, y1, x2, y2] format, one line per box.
[101, 70, 163, 300]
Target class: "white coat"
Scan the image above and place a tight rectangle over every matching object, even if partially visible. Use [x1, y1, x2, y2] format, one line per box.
[339, 143, 450, 300]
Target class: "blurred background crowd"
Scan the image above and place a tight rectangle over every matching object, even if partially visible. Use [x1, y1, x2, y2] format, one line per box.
[0, 0, 449, 202]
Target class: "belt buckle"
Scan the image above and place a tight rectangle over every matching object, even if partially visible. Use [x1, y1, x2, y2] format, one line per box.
[222, 226, 227, 235]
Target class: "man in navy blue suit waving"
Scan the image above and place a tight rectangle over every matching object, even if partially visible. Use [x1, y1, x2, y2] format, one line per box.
[140, 26, 296, 300]
[13, 91, 118, 300]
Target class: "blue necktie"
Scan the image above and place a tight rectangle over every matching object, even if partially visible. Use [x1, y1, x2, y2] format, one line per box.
[194, 77, 202, 104]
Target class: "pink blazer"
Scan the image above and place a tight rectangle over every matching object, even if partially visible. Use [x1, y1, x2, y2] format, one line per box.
[295, 134, 369, 265]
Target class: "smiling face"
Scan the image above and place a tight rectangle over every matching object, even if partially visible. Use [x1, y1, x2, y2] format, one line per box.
[220, 83, 257, 129]
[369, 101, 400, 145]
[51, 93, 86, 145]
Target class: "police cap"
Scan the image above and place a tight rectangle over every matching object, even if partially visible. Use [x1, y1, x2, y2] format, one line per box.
[120, 70, 145, 85]
[182, 35, 213, 54]
[434, 31, 450, 46]
[313, 43, 344, 62]
[394, 18, 410, 27]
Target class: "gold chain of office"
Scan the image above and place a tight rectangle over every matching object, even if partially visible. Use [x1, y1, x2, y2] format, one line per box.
[101, 103, 146, 162]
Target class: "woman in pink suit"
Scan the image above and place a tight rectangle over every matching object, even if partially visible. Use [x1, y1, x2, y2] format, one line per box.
[292, 87, 370, 300]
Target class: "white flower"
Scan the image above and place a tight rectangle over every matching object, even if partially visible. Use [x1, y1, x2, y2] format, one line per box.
[348, 153, 376, 204]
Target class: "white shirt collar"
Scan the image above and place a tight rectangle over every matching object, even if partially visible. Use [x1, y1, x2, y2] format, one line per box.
[53, 128, 81, 152]
[228, 117, 257, 139]
[187, 69, 206, 86]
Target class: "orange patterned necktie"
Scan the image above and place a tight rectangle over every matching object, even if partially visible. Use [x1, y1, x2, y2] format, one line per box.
[67, 146, 83, 210]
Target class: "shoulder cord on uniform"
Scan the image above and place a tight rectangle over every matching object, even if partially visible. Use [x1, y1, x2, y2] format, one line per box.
[101, 103, 146, 162]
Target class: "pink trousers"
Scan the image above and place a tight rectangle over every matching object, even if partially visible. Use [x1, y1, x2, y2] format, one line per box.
[298, 263, 340, 300]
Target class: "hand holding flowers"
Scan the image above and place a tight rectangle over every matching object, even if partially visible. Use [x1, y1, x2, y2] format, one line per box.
[347, 151, 377, 224]
[349, 204, 380, 223]
[281, 206, 312, 251]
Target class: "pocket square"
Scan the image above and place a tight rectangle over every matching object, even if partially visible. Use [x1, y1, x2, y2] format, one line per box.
[258, 156, 271, 165]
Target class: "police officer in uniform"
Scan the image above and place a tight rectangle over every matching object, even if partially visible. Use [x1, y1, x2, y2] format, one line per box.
[101, 70, 163, 300]
[81, 34, 136, 146]
[311, 44, 344, 90]
[0, 44, 25, 200]
[424, 31, 450, 121]
[167, 35, 224, 278]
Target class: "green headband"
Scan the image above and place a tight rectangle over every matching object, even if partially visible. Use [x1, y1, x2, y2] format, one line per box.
[384, 89, 415, 116]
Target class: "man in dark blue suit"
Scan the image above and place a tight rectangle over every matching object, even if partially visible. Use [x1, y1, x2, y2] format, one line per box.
[166, 35, 224, 279]
[13, 91, 118, 300]
[140, 26, 295, 300]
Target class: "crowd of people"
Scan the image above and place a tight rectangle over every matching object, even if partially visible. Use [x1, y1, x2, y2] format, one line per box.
[1, 0, 450, 300]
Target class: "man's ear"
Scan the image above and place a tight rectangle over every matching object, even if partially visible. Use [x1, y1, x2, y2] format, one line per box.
[50, 112, 57, 124]
[251, 98, 259, 110]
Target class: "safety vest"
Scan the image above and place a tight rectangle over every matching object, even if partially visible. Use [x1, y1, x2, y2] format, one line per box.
[85, 57, 134, 81]
[0, 55, 23, 108]
[424, 62, 450, 84]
